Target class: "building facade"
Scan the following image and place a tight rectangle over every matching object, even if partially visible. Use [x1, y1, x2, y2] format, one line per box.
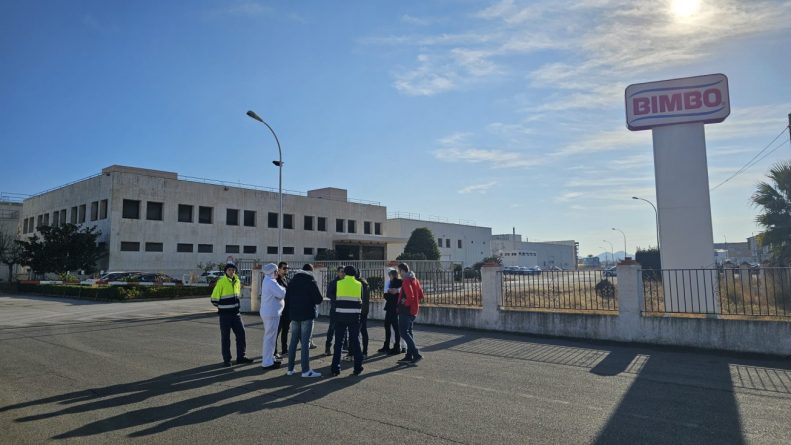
[18, 165, 395, 276]
[0, 201, 22, 281]
[385, 217, 492, 266]
[491, 234, 578, 270]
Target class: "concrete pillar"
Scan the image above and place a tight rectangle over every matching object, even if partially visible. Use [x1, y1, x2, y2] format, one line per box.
[480, 264, 502, 329]
[616, 262, 643, 341]
[240, 287, 252, 313]
[249, 269, 263, 313]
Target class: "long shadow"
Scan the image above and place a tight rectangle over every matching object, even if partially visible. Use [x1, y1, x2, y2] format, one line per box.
[51, 363, 400, 439]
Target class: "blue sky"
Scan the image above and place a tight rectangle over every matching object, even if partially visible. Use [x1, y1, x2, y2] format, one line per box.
[1, 0, 790, 257]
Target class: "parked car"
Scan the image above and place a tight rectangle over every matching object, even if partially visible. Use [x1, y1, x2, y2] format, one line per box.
[130, 273, 183, 285]
[525, 266, 542, 276]
[99, 271, 140, 282]
[602, 266, 617, 277]
[200, 270, 224, 284]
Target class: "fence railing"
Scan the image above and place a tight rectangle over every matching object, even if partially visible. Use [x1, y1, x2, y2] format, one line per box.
[643, 268, 791, 318]
[500, 269, 618, 312]
[415, 269, 481, 306]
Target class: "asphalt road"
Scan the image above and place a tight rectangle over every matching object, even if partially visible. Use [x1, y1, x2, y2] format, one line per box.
[1, 293, 789, 444]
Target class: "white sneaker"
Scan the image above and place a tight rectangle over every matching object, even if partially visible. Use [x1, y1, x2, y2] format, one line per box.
[301, 370, 321, 378]
[286, 370, 296, 376]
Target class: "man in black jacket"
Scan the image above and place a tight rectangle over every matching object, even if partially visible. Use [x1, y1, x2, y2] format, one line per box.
[284, 264, 325, 377]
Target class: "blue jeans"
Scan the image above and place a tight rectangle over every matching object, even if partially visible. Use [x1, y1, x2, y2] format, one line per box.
[398, 314, 419, 359]
[288, 319, 315, 373]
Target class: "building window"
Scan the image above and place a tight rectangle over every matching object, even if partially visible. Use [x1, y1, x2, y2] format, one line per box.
[244, 210, 256, 227]
[78, 204, 86, 223]
[198, 206, 213, 224]
[283, 214, 294, 229]
[100, 199, 108, 219]
[243, 245, 257, 254]
[145, 242, 163, 252]
[177, 243, 193, 253]
[226, 208, 239, 226]
[347, 220, 356, 234]
[122, 200, 140, 219]
[52, 212, 59, 227]
[267, 246, 278, 255]
[364, 221, 371, 234]
[87, 202, 97, 221]
[60, 209, 67, 226]
[178, 204, 193, 223]
[225, 245, 240, 254]
[317, 217, 327, 232]
[22, 218, 28, 234]
[146, 202, 163, 221]
[120, 241, 140, 252]
[70, 207, 77, 224]
[37, 215, 42, 228]
[283, 247, 295, 255]
[43, 213, 49, 226]
[438, 238, 442, 247]
[268, 212, 278, 228]
[304, 247, 314, 255]
[458, 239, 462, 249]
[336, 219, 344, 233]
[446, 239, 450, 248]
[304, 215, 314, 230]
[375, 222, 381, 235]
[198, 244, 213, 253]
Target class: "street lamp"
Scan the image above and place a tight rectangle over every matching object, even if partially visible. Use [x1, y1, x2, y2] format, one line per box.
[602, 240, 614, 266]
[632, 196, 660, 249]
[246, 110, 283, 261]
[612, 228, 627, 259]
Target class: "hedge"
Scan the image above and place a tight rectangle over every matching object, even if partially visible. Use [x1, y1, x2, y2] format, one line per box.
[12, 283, 212, 301]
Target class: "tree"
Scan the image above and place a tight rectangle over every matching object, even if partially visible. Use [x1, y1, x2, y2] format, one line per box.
[397, 227, 440, 261]
[315, 249, 337, 261]
[635, 247, 661, 270]
[752, 161, 791, 266]
[0, 230, 23, 282]
[17, 224, 106, 275]
[472, 255, 502, 271]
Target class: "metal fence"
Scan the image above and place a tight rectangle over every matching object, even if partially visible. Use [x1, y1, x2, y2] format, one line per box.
[414, 269, 482, 306]
[643, 268, 791, 318]
[500, 269, 618, 312]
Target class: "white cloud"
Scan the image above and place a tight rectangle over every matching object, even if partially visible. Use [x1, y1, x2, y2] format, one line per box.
[458, 181, 498, 194]
[401, 14, 433, 26]
[433, 147, 542, 168]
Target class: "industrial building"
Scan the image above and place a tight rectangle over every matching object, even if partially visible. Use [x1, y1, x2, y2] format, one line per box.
[385, 215, 492, 266]
[491, 234, 578, 270]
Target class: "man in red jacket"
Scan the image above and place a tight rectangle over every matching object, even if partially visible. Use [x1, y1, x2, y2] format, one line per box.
[396, 262, 424, 364]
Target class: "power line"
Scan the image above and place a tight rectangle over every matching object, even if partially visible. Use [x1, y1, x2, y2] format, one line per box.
[710, 126, 790, 191]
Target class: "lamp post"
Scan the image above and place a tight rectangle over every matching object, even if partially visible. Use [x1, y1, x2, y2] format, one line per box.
[632, 196, 660, 250]
[612, 228, 627, 259]
[602, 240, 614, 266]
[246, 110, 283, 261]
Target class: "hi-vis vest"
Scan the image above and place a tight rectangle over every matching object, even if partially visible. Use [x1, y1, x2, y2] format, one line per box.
[334, 276, 362, 317]
[211, 275, 241, 312]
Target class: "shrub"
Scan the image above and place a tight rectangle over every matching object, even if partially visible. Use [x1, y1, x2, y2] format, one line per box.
[14, 284, 212, 301]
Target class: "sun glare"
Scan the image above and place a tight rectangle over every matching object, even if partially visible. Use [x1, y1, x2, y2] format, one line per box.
[671, 0, 701, 18]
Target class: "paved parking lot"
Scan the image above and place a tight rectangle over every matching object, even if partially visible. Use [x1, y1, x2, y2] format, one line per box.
[1, 293, 790, 444]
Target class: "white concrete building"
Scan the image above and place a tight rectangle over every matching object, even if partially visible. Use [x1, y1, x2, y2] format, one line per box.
[491, 234, 578, 270]
[385, 216, 492, 266]
[18, 165, 398, 276]
[0, 200, 22, 281]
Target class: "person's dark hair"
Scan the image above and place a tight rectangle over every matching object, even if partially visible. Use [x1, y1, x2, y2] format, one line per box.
[397, 263, 410, 273]
[278, 261, 288, 269]
[302, 263, 313, 272]
[388, 269, 398, 278]
[343, 265, 357, 277]
[336, 266, 344, 272]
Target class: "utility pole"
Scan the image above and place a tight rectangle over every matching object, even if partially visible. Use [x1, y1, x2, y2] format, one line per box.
[788, 113, 791, 145]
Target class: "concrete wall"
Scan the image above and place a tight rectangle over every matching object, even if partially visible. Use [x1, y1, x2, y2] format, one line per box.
[386, 218, 492, 266]
[310, 264, 791, 356]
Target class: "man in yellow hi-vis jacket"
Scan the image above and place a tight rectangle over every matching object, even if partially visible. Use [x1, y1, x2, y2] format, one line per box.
[211, 262, 253, 367]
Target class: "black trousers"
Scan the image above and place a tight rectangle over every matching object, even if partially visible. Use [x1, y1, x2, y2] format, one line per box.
[383, 311, 400, 349]
[331, 318, 362, 373]
[360, 315, 369, 355]
[277, 312, 290, 354]
[219, 312, 246, 363]
[325, 311, 348, 349]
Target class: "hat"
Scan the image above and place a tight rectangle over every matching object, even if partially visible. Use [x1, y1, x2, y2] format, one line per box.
[263, 263, 278, 275]
[224, 262, 237, 271]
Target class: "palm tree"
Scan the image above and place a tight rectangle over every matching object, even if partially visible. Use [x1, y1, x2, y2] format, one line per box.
[752, 161, 791, 265]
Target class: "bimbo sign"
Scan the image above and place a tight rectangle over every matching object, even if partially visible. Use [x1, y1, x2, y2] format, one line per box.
[625, 73, 730, 131]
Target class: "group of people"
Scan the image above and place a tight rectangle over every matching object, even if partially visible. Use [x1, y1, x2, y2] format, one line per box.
[209, 261, 425, 378]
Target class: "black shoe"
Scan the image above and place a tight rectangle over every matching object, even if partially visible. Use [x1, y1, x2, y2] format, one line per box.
[222, 361, 232, 367]
[353, 367, 364, 376]
[324, 346, 331, 356]
[397, 356, 413, 363]
[387, 349, 400, 356]
[309, 343, 318, 350]
[331, 370, 340, 377]
[401, 348, 407, 353]
[410, 355, 423, 364]
[262, 362, 281, 370]
[235, 357, 254, 365]
[377, 347, 389, 353]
